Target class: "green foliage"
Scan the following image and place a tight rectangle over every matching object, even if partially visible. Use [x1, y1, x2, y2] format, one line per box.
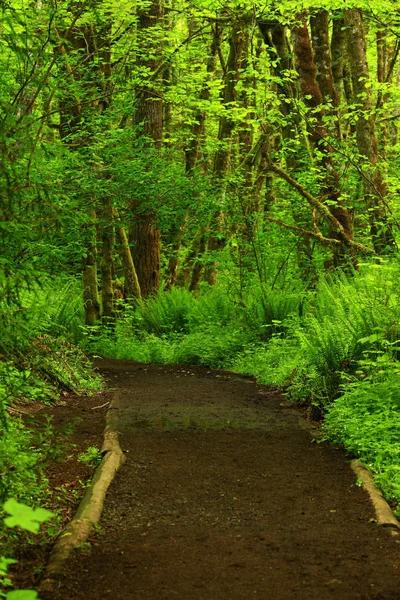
[323, 372, 400, 505]
[77, 446, 102, 468]
[133, 288, 195, 335]
[0, 418, 47, 507]
[243, 284, 303, 338]
[0, 500, 53, 599]
[228, 336, 301, 386]
[5, 592, 39, 600]
[3, 500, 54, 535]
[286, 265, 400, 404]
[175, 325, 252, 367]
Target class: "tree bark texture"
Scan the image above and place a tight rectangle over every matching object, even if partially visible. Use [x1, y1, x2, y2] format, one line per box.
[115, 218, 141, 301]
[134, 0, 164, 146]
[83, 213, 101, 326]
[131, 0, 164, 297]
[101, 199, 115, 324]
[331, 16, 346, 103]
[310, 11, 338, 108]
[344, 8, 396, 254]
[292, 17, 355, 268]
[132, 216, 161, 298]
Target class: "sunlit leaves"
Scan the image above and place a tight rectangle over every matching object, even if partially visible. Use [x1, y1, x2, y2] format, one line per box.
[3, 499, 54, 534]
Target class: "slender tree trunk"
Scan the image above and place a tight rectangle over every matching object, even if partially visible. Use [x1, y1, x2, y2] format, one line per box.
[292, 16, 355, 269]
[101, 198, 115, 324]
[344, 8, 396, 254]
[331, 16, 346, 104]
[115, 214, 141, 300]
[258, 21, 297, 154]
[185, 24, 222, 173]
[189, 234, 207, 292]
[55, 4, 114, 319]
[310, 11, 338, 107]
[83, 212, 101, 326]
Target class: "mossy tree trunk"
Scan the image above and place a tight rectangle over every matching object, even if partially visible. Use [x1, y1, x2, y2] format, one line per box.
[115, 211, 141, 301]
[83, 212, 101, 326]
[101, 198, 115, 325]
[344, 8, 396, 254]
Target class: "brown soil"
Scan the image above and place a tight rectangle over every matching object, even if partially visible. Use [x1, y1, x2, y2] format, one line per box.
[42, 360, 400, 598]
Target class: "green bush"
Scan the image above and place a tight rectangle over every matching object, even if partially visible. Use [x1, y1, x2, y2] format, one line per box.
[228, 335, 302, 386]
[323, 372, 400, 505]
[0, 418, 46, 507]
[243, 284, 303, 338]
[175, 325, 252, 367]
[133, 288, 195, 335]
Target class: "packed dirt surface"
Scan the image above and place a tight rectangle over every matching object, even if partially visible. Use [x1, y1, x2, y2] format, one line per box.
[48, 359, 400, 600]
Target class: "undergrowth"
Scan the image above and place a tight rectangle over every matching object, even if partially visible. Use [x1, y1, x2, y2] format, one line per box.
[0, 277, 102, 551]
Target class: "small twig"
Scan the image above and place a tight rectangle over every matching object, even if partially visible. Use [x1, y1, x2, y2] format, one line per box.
[90, 401, 110, 410]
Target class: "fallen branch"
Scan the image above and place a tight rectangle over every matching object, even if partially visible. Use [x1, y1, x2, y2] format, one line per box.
[90, 401, 110, 410]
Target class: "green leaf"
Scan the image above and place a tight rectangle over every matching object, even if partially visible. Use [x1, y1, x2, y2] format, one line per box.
[358, 334, 380, 345]
[6, 591, 39, 600]
[0, 557, 17, 575]
[3, 500, 54, 534]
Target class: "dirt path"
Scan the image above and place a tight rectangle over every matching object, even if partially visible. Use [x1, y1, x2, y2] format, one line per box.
[49, 359, 400, 600]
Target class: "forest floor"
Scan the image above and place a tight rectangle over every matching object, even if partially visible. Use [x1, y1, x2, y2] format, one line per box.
[19, 358, 400, 599]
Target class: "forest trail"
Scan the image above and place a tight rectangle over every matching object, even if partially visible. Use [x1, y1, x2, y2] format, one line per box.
[49, 359, 400, 600]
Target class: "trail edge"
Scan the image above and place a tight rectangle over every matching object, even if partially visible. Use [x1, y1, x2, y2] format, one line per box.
[39, 392, 126, 595]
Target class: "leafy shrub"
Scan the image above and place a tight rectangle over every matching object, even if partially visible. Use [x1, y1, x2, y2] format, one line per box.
[228, 335, 302, 386]
[323, 372, 400, 506]
[287, 266, 400, 403]
[243, 284, 303, 338]
[175, 325, 253, 367]
[188, 288, 237, 330]
[133, 288, 195, 335]
[0, 418, 46, 507]
[1, 499, 54, 599]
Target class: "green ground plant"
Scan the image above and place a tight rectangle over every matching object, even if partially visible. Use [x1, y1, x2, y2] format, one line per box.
[1, 499, 54, 599]
[77, 446, 102, 469]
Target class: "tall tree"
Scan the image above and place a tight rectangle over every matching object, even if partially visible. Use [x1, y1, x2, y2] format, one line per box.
[130, 0, 164, 297]
[344, 8, 396, 254]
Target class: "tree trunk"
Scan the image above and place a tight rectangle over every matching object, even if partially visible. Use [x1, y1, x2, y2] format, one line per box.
[101, 199, 115, 324]
[185, 24, 222, 173]
[115, 217, 141, 301]
[132, 216, 161, 297]
[344, 8, 396, 254]
[130, 0, 164, 297]
[83, 212, 101, 326]
[292, 16, 355, 269]
[166, 24, 222, 291]
[331, 16, 346, 104]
